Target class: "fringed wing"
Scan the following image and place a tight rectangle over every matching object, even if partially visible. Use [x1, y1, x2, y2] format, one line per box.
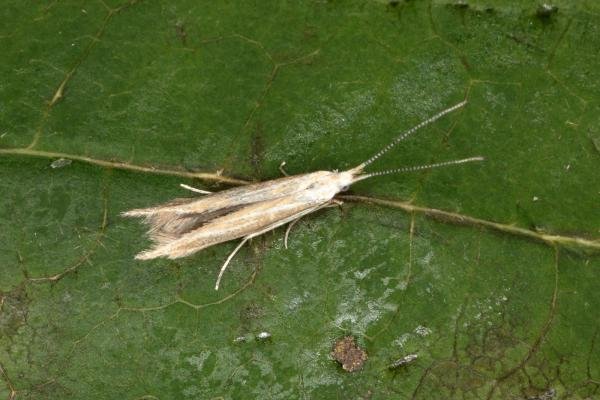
[123, 171, 330, 218]
[122, 171, 339, 260]
[122, 171, 334, 240]
[123, 197, 249, 246]
[131, 194, 325, 260]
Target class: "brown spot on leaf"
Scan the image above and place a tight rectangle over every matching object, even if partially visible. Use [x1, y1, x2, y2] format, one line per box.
[331, 336, 367, 372]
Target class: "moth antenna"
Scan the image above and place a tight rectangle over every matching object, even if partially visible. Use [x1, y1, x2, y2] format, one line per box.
[357, 100, 467, 170]
[359, 156, 484, 180]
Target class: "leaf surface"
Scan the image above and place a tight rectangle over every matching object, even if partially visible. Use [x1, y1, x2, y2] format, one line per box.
[1, 1, 599, 399]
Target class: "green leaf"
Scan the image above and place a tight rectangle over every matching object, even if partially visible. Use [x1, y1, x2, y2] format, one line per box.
[1, 1, 599, 399]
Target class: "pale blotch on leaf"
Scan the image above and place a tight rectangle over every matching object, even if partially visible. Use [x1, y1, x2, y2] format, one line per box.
[257, 331, 272, 341]
[50, 158, 72, 169]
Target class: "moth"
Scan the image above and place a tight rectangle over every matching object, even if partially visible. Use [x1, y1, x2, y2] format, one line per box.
[123, 100, 483, 290]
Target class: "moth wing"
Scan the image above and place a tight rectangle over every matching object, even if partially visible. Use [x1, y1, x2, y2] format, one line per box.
[122, 171, 334, 245]
[135, 194, 326, 260]
[122, 171, 331, 217]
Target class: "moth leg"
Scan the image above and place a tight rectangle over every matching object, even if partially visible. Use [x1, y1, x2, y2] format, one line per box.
[279, 161, 289, 177]
[284, 217, 302, 249]
[215, 206, 325, 289]
[284, 201, 340, 249]
[332, 199, 343, 208]
[180, 183, 212, 194]
[215, 237, 250, 290]
[215, 216, 305, 290]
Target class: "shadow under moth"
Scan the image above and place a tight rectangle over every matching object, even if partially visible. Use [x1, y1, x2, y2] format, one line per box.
[123, 100, 483, 290]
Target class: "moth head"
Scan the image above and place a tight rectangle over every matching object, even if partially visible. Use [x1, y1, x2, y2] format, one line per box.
[336, 168, 363, 192]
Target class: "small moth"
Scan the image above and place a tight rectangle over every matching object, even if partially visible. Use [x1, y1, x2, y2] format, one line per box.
[388, 353, 418, 370]
[123, 100, 483, 290]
